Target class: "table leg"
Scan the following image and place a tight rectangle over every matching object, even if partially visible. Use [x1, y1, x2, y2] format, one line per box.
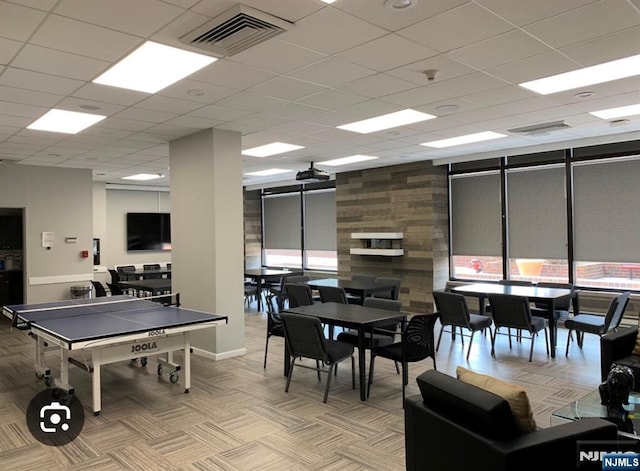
[92, 349, 101, 415]
[184, 332, 191, 393]
[256, 277, 263, 311]
[357, 328, 366, 401]
[283, 342, 290, 377]
[548, 301, 557, 359]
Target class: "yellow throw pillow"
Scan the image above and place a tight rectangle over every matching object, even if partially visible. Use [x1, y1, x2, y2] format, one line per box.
[456, 366, 536, 433]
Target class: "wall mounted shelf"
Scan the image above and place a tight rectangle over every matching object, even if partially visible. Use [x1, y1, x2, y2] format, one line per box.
[350, 232, 403, 256]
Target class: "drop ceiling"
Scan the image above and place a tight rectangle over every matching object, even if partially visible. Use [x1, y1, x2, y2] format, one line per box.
[1, 0, 639, 188]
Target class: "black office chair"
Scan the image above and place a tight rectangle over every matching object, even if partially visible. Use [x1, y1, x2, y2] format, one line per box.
[117, 265, 137, 280]
[263, 293, 284, 369]
[107, 282, 123, 296]
[91, 280, 107, 297]
[488, 294, 549, 362]
[433, 290, 493, 360]
[143, 263, 162, 279]
[280, 312, 355, 403]
[367, 313, 438, 400]
[564, 291, 630, 356]
[108, 269, 121, 284]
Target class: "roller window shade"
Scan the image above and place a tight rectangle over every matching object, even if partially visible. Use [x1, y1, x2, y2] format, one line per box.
[263, 193, 301, 250]
[451, 173, 501, 256]
[507, 167, 567, 259]
[304, 190, 336, 251]
[574, 158, 640, 262]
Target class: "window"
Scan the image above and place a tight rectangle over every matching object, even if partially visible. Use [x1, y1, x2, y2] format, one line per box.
[262, 186, 337, 270]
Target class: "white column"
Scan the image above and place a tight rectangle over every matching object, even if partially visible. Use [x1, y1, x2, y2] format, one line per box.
[169, 129, 245, 357]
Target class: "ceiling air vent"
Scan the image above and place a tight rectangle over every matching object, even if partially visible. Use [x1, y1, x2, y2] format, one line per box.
[508, 120, 571, 136]
[179, 4, 293, 57]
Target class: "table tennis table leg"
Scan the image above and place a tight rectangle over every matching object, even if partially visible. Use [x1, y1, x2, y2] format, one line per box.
[184, 332, 191, 393]
[34, 336, 51, 385]
[92, 349, 101, 415]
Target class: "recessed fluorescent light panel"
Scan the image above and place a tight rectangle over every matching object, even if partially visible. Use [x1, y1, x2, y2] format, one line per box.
[337, 109, 436, 134]
[319, 155, 379, 166]
[320, 0, 337, 3]
[589, 103, 640, 120]
[93, 41, 217, 94]
[519, 53, 640, 95]
[245, 168, 293, 177]
[242, 142, 304, 157]
[421, 131, 506, 148]
[27, 109, 106, 134]
[122, 173, 165, 181]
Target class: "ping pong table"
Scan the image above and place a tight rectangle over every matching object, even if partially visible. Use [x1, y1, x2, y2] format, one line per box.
[3, 294, 227, 415]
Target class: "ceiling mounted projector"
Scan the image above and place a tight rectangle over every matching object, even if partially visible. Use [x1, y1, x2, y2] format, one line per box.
[296, 162, 330, 182]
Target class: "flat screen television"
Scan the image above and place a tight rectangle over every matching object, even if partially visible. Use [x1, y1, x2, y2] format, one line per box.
[126, 212, 171, 251]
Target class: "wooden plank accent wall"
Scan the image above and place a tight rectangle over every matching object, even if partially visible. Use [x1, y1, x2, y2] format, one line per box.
[243, 189, 262, 268]
[336, 161, 449, 314]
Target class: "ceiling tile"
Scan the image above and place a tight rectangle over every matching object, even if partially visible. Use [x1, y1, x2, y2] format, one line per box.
[229, 39, 326, 74]
[0, 2, 47, 41]
[0, 85, 62, 108]
[215, 92, 287, 113]
[0, 67, 85, 95]
[341, 73, 418, 99]
[11, 44, 109, 81]
[134, 95, 205, 114]
[190, 60, 277, 91]
[289, 57, 376, 87]
[475, 0, 600, 26]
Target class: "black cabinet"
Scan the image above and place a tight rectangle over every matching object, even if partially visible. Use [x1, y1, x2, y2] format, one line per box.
[0, 271, 23, 306]
[0, 216, 23, 249]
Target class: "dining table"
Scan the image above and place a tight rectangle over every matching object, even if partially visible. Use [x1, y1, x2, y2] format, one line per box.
[244, 268, 300, 311]
[118, 278, 172, 296]
[283, 301, 406, 401]
[451, 282, 579, 359]
[304, 277, 396, 304]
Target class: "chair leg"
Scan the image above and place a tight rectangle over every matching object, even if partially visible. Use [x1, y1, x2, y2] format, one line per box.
[577, 331, 584, 348]
[436, 325, 445, 352]
[367, 355, 376, 398]
[543, 328, 549, 356]
[394, 361, 400, 374]
[351, 356, 356, 389]
[285, 357, 296, 393]
[323, 364, 335, 403]
[263, 335, 270, 369]
[459, 326, 465, 346]
[316, 360, 321, 381]
[490, 327, 498, 356]
[466, 331, 476, 360]
[565, 329, 572, 356]
[528, 332, 536, 362]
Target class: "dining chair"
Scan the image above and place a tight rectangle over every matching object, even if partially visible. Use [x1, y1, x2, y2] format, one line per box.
[263, 293, 284, 369]
[530, 282, 575, 321]
[143, 263, 162, 279]
[337, 297, 403, 374]
[284, 283, 314, 308]
[91, 280, 108, 297]
[107, 281, 123, 296]
[367, 313, 438, 400]
[318, 285, 348, 304]
[488, 294, 549, 362]
[280, 312, 355, 403]
[108, 269, 121, 285]
[374, 277, 402, 301]
[564, 291, 630, 356]
[117, 265, 137, 280]
[433, 290, 493, 360]
[346, 274, 377, 304]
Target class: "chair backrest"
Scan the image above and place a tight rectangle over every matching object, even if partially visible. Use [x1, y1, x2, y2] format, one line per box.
[603, 291, 631, 332]
[118, 265, 136, 273]
[284, 283, 314, 308]
[432, 290, 471, 328]
[286, 275, 310, 284]
[362, 297, 402, 312]
[351, 274, 377, 283]
[280, 312, 328, 362]
[107, 282, 123, 296]
[374, 277, 402, 300]
[91, 280, 107, 297]
[108, 269, 120, 284]
[488, 294, 535, 331]
[535, 282, 574, 310]
[144, 264, 160, 270]
[265, 293, 283, 332]
[318, 285, 348, 304]
[403, 314, 438, 361]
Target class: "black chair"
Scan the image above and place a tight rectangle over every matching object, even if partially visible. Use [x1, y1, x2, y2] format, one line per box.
[107, 282, 123, 296]
[108, 268, 121, 284]
[433, 290, 493, 360]
[374, 277, 402, 301]
[530, 282, 574, 321]
[143, 263, 162, 279]
[117, 265, 137, 280]
[488, 294, 549, 362]
[318, 285, 348, 304]
[244, 281, 258, 308]
[263, 293, 284, 369]
[347, 274, 377, 304]
[91, 280, 107, 297]
[564, 291, 630, 356]
[280, 312, 355, 403]
[337, 297, 403, 373]
[367, 313, 438, 400]
[284, 283, 314, 308]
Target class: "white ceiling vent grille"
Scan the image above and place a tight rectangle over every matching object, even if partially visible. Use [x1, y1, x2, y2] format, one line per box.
[508, 120, 571, 136]
[179, 4, 293, 57]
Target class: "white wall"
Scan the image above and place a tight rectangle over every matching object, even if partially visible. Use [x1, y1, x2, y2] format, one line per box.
[0, 165, 93, 303]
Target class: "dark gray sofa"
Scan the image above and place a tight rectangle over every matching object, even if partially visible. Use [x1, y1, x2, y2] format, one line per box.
[404, 369, 618, 471]
[601, 326, 640, 389]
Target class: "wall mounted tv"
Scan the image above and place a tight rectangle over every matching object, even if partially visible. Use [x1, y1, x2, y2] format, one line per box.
[126, 212, 171, 251]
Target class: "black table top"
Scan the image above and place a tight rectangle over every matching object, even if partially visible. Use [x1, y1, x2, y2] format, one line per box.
[452, 282, 575, 300]
[305, 277, 393, 294]
[244, 268, 294, 278]
[284, 302, 404, 327]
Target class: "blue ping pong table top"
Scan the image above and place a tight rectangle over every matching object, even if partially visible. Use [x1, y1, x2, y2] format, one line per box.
[6, 296, 227, 345]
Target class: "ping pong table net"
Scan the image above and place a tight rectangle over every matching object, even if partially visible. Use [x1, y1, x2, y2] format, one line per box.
[9, 293, 180, 330]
